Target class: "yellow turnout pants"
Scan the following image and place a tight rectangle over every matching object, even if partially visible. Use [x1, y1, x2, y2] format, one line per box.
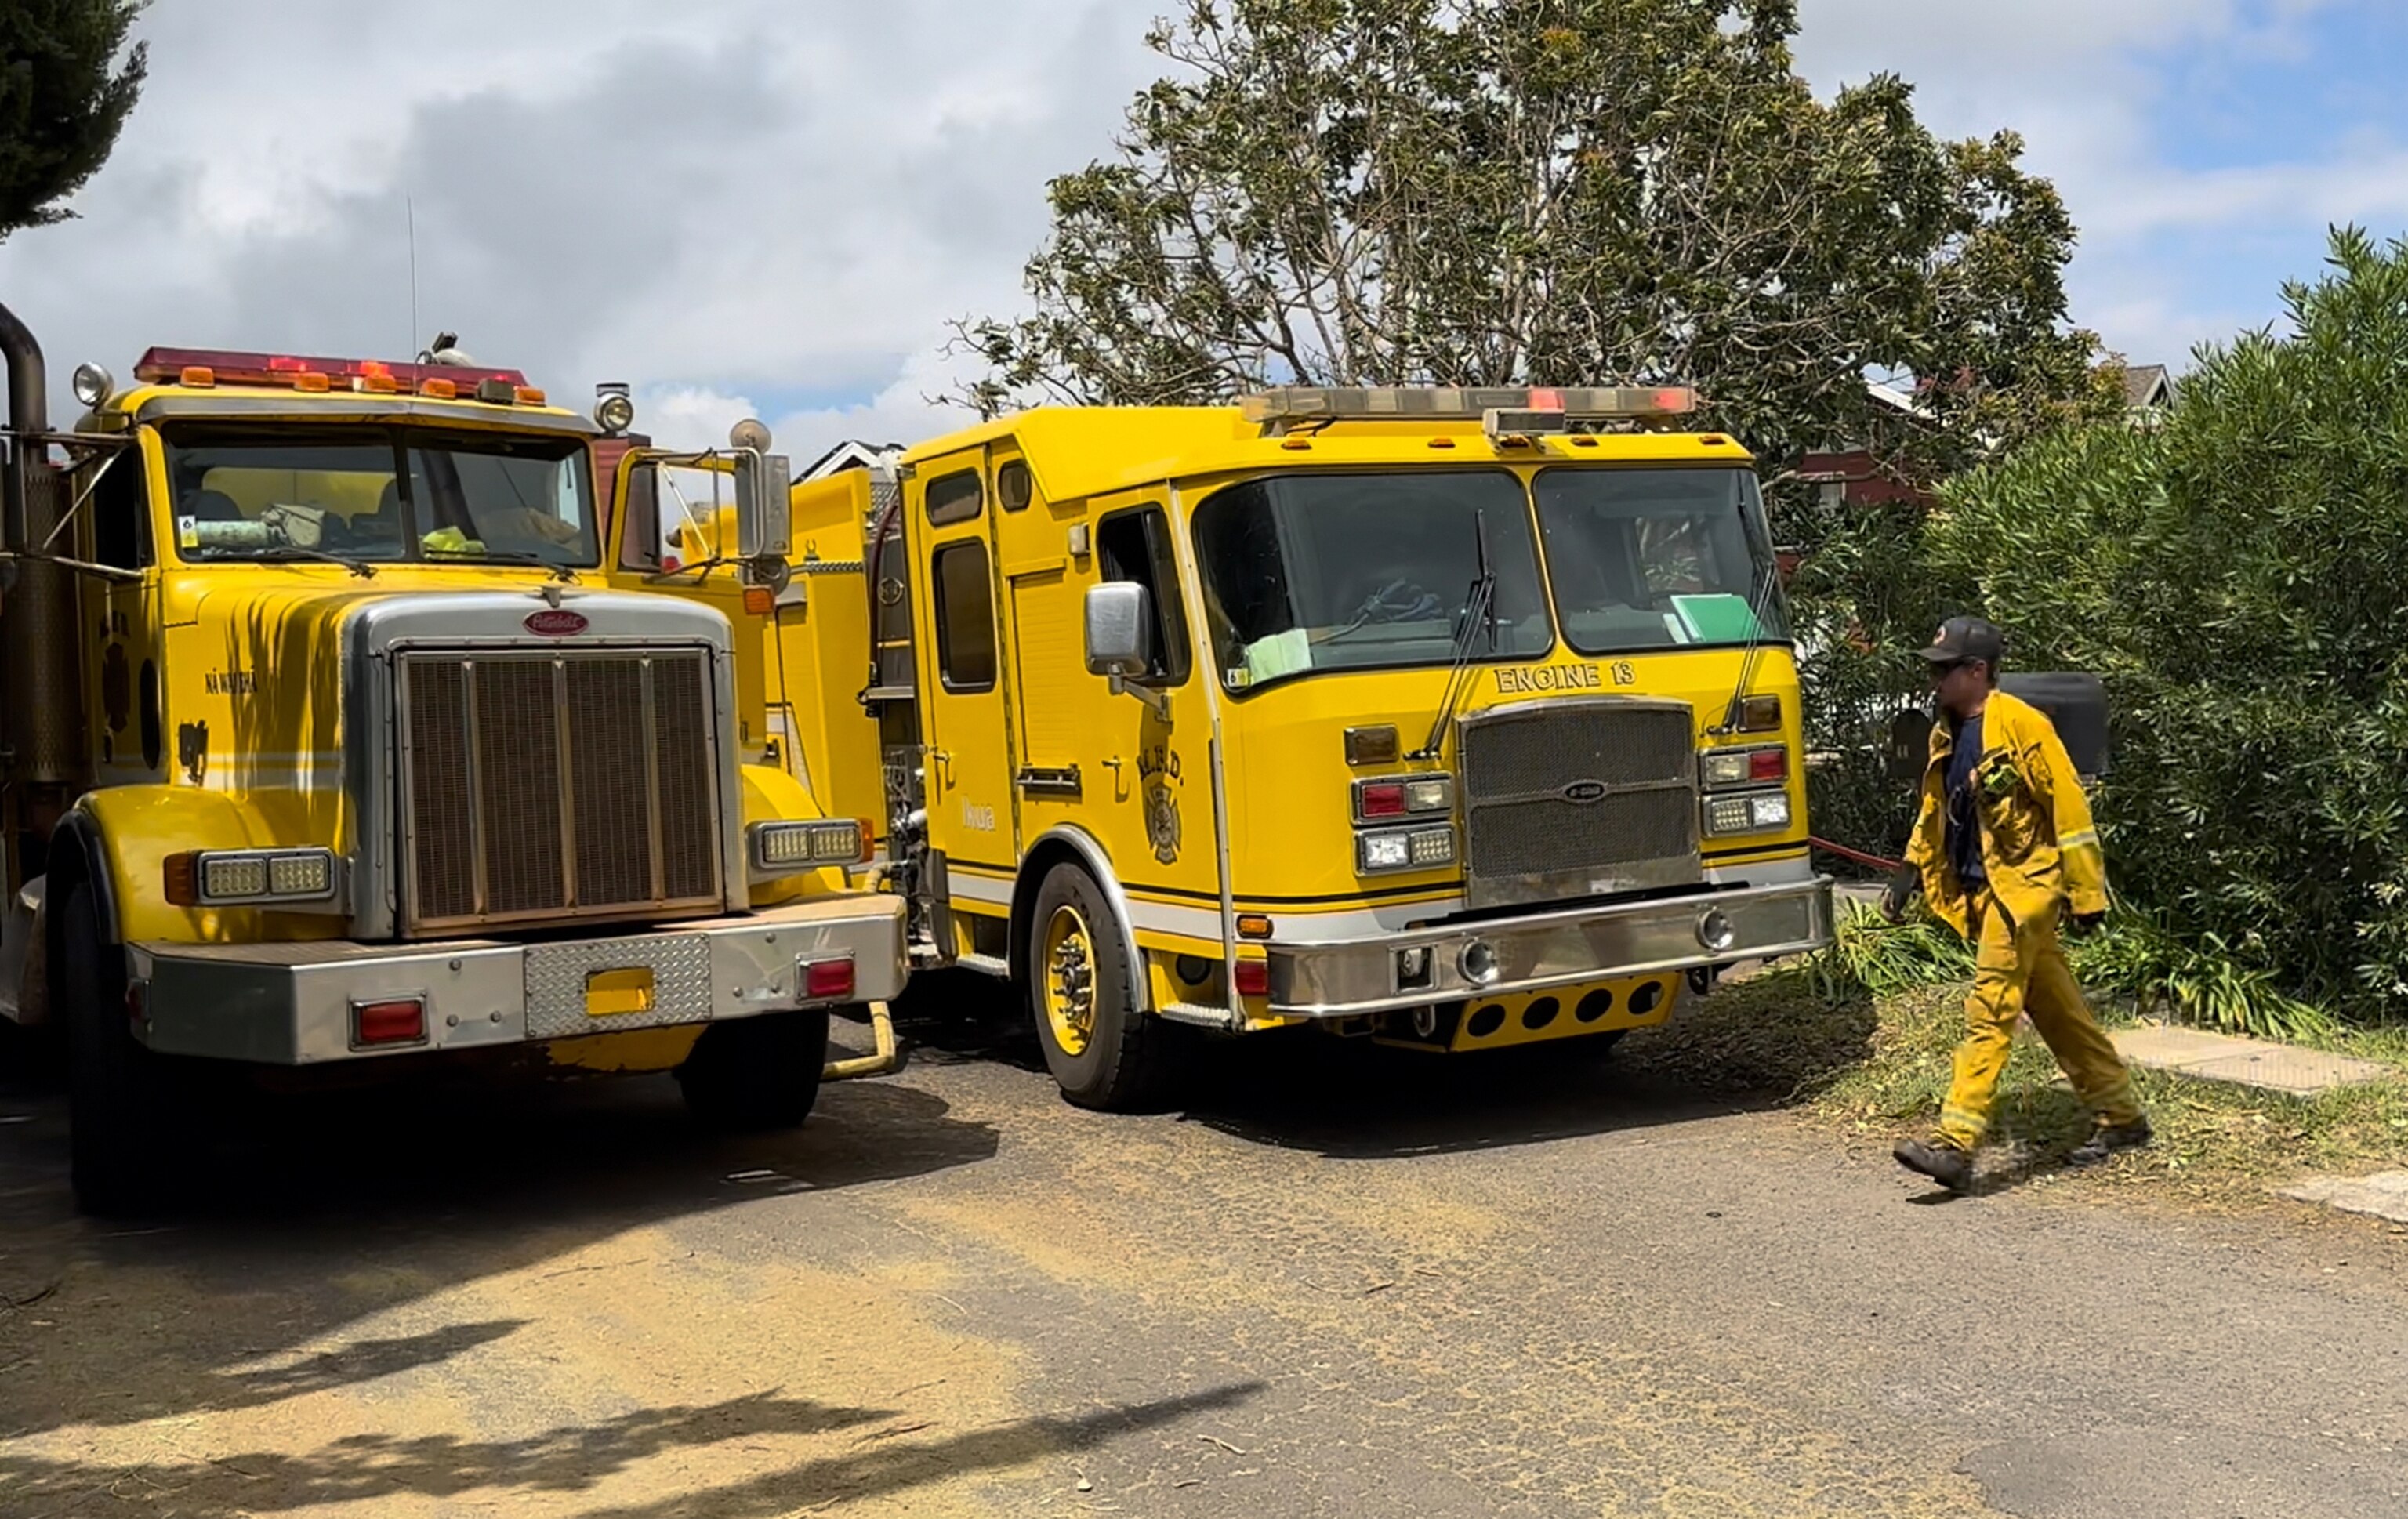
[1939, 890, 2143, 1151]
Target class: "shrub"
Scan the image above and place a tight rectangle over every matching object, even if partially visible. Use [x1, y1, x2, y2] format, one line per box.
[1920, 227, 2408, 1020]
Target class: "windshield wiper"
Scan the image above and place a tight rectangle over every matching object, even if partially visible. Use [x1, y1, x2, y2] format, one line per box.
[424, 547, 579, 582]
[253, 546, 377, 578]
[1413, 508, 1499, 760]
[1709, 546, 1779, 735]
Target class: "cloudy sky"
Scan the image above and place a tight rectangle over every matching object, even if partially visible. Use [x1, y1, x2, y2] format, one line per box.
[2, 1, 2400, 462]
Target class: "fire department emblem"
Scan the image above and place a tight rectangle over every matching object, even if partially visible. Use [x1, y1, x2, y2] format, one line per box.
[1144, 780, 1181, 864]
[1138, 745, 1183, 863]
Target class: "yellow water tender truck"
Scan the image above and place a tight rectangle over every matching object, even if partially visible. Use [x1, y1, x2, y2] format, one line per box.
[0, 307, 907, 1213]
[768, 386, 1836, 1108]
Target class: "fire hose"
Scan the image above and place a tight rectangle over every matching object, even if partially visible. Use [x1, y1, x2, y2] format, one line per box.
[1809, 836, 1907, 874]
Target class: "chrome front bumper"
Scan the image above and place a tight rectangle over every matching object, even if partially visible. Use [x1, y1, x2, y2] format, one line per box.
[126, 893, 909, 1064]
[1267, 877, 1833, 1018]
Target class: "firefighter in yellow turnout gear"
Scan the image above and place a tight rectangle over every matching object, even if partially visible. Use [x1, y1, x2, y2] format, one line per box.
[1884, 618, 2150, 1193]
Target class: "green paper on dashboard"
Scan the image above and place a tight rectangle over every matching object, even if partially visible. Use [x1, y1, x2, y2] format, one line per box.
[1670, 593, 1760, 644]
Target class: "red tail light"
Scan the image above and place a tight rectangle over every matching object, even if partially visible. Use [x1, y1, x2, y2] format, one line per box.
[1233, 959, 1270, 998]
[354, 998, 426, 1046]
[1358, 782, 1407, 818]
[803, 959, 856, 1002]
[1749, 748, 1790, 783]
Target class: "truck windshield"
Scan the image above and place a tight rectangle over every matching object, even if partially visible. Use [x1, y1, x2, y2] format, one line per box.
[1532, 466, 1786, 653]
[161, 425, 600, 568]
[1191, 470, 1552, 691]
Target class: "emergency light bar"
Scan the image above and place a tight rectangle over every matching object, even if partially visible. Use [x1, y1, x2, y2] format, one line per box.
[1237, 384, 1696, 424]
[131, 346, 536, 400]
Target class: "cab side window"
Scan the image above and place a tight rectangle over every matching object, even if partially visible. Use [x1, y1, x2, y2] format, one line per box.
[932, 538, 996, 691]
[1096, 506, 1189, 683]
[91, 449, 149, 570]
[618, 465, 660, 571]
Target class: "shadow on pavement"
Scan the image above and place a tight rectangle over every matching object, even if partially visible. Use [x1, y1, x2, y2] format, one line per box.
[0, 1068, 999, 1440]
[0, 1382, 1261, 1519]
[1167, 1024, 1775, 1159]
[891, 963, 1886, 1164]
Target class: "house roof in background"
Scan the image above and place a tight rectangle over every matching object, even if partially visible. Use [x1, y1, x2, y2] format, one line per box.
[2123, 364, 2174, 408]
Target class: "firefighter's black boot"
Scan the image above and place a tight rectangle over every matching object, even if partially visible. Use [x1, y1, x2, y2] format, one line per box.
[2067, 1116, 2152, 1167]
[1893, 1136, 1974, 1193]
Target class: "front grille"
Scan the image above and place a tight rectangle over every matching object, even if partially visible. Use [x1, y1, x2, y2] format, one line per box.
[401, 649, 723, 933]
[1458, 699, 1699, 908]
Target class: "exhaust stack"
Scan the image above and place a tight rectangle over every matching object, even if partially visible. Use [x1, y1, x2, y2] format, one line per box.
[0, 299, 44, 549]
[0, 299, 90, 792]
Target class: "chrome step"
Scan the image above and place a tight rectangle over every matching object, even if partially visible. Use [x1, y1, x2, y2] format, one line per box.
[1158, 1001, 1239, 1031]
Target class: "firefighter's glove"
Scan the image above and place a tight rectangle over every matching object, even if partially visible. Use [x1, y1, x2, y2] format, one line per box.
[2069, 909, 2107, 937]
[1878, 865, 1919, 925]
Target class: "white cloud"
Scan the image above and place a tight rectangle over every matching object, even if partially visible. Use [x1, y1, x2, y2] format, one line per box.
[0, 0, 1159, 447]
[765, 348, 983, 467]
[2, 0, 2395, 443]
[1793, 0, 2397, 365]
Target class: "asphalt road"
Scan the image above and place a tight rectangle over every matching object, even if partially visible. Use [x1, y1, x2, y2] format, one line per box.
[2, 981, 2403, 1518]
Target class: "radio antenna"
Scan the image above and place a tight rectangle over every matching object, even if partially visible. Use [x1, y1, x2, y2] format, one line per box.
[406, 194, 421, 353]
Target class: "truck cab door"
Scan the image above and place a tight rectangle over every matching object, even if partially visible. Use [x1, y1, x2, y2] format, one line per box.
[605, 448, 774, 766]
[85, 440, 162, 783]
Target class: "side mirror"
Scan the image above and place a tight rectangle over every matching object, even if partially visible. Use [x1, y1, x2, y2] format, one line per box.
[2000, 672, 2110, 780]
[728, 418, 791, 560]
[1083, 581, 1153, 678]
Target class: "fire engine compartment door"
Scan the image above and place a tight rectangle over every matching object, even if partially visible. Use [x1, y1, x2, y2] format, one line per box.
[914, 459, 1019, 885]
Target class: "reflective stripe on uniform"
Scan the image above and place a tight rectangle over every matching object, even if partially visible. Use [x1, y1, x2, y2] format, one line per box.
[1939, 1102, 1992, 1148]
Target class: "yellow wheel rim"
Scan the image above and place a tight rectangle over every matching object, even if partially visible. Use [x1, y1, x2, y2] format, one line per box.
[1041, 903, 1098, 1057]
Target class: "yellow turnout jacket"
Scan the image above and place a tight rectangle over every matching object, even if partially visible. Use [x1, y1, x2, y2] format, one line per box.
[1905, 690, 2108, 934]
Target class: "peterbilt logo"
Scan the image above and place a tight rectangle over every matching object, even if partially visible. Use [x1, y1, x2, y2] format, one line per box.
[1561, 779, 1608, 804]
[524, 609, 589, 636]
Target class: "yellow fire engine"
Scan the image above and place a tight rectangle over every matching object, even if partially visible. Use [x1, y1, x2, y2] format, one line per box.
[0, 303, 908, 1213]
[775, 385, 1836, 1108]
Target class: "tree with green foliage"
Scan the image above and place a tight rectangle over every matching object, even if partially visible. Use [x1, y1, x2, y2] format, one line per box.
[1921, 227, 2408, 1021]
[961, 0, 2123, 870]
[959, 0, 2119, 495]
[0, 0, 147, 241]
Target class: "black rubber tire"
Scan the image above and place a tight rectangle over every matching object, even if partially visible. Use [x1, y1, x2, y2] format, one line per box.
[1026, 862, 1177, 1111]
[62, 880, 170, 1216]
[676, 1009, 830, 1131]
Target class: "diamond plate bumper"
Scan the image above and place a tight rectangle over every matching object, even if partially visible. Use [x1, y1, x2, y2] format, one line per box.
[126, 893, 908, 1064]
[1267, 877, 1833, 1018]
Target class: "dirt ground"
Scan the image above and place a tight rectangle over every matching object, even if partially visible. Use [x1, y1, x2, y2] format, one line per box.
[3, 985, 2404, 1517]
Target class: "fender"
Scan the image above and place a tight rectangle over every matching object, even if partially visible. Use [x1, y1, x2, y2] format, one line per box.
[49, 809, 121, 946]
[1013, 824, 1149, 1014]
[72, 785, 347, 945]
[738, 760, 855, 906]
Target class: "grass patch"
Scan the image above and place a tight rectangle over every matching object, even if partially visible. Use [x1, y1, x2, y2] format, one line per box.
[1832, 901, 2337, 1042]
[1635, 963, 2408, 1209]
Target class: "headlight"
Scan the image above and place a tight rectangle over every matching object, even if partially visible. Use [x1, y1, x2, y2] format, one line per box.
[1357, 824, 1455, 875]
[165, 847, 340, 906]
[71, 362, 114, 408]
[1354, 773, 1455, 822]
[1700, 751, 1752, 789]
[751, 818, 869, 873]
[1702, 791, 1792, 837]
[593, 388, 636, 434]
[1699, 745, 1789, 791]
